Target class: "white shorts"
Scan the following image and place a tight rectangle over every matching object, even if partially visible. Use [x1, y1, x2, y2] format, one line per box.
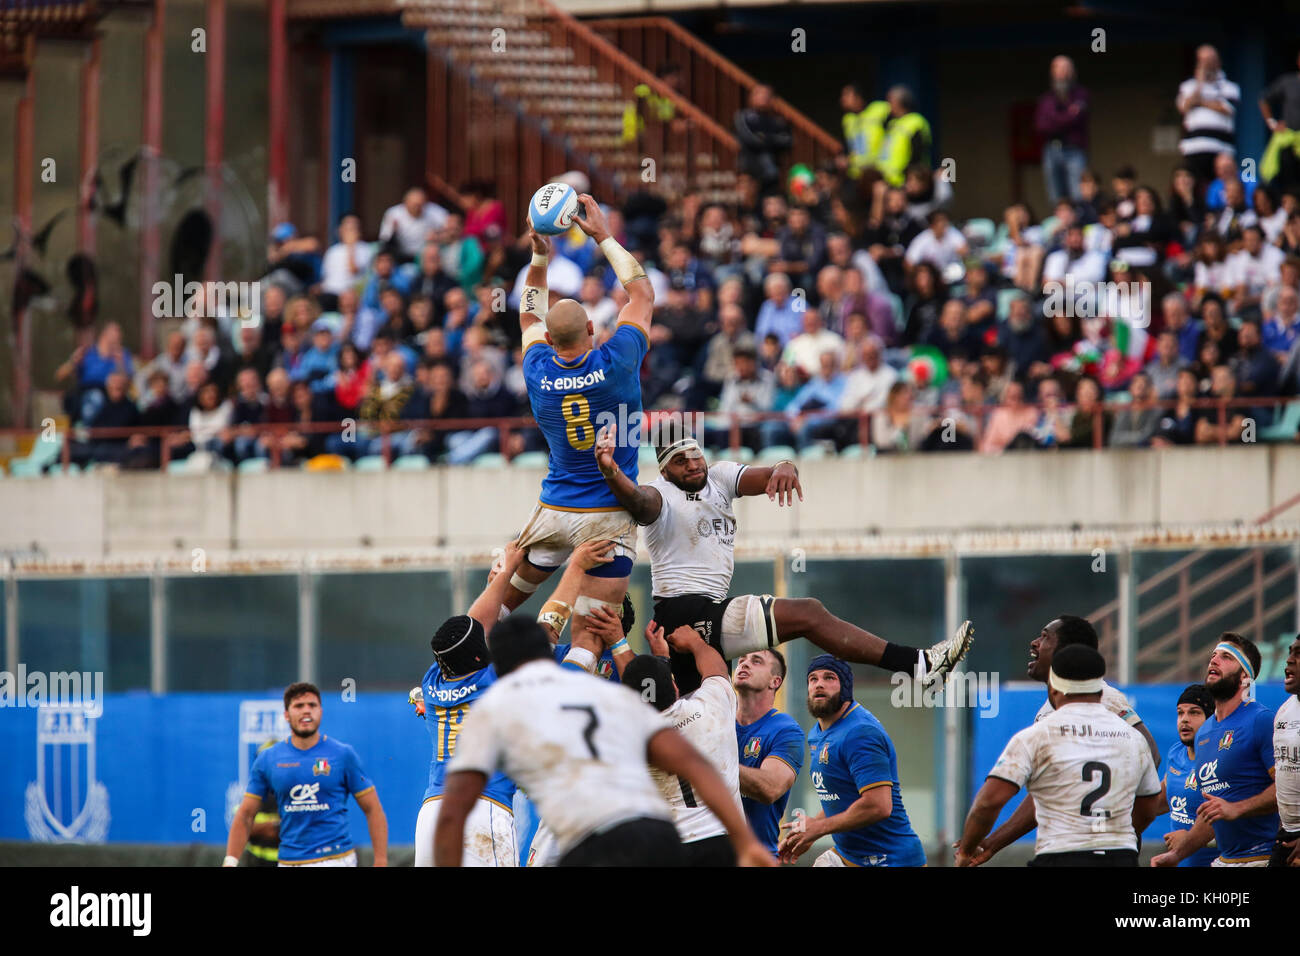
[813, 848, 844, 867]
[526, 819, 561, 868]
[414, 796, 517, 867]
[516, 502, 637, 570]
[1210, 856, 1269, 867]
[279, 850, 357, 867]
[719, 594, 780, 659]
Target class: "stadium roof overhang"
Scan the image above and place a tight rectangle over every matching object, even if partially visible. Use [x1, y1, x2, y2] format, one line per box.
[0, 0, 150, 75]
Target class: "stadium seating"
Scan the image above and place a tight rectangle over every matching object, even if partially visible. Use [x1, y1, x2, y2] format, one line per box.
[392, 454, 432, 471]
[511, 451, 549, 468]
[756, 444, 798, 464]
[1259, 401, 1300, 442]
[353, 455, 388, 472]
[237, 458, 270, 474]
[471, 452, 507, 468]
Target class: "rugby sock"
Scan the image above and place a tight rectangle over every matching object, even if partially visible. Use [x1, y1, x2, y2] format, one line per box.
[880, 642, 925, 677]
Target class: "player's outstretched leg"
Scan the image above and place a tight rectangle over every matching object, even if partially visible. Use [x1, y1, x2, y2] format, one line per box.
[772, 597, 974, 685]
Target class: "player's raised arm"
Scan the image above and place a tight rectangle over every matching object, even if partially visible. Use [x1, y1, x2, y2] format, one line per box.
[467, 540, 529, 634]
[737, 460, 803, 507]
[520, 224, 550, 339]
[595, 425, 663, 524]
[646, 727, 775, 867]
[575, 194, 653, 337]
[665, 625, 729, 681]
[223, 792, 263, 866]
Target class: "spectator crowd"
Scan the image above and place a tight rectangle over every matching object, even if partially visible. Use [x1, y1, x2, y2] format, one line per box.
[48, 43, 1300, 472]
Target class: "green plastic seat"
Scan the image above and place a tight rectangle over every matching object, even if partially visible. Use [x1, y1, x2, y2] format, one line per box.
[237, 457, 270, 474]
[511, 451, 549, 468]
[798, 444, 831, 461]
[963, 217, 996, 247]
[1260, 402, 1300, 442]
[392, 454, 432, 471]
[471, 453, 507, 468]
[839, 443, 867, 459]
[353, 455, 388, 472]
[756, 444, 797, 464]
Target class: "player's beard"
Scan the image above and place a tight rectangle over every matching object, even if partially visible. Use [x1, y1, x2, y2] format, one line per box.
[807, 691, 842, 719]
[1206, 668, 1242, 701]
[290, 721, 317, 739]
[673, 472, 708, 493]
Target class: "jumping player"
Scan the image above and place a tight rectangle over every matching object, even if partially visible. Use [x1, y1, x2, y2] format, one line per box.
[1152, 633, 1279, 867]
[593, 423, 974, 694]
[1158, 684, 1219, 866]
[226, 682, 388, 867]
[957, 645, 1163, 867]
[485, 195, 653, 659]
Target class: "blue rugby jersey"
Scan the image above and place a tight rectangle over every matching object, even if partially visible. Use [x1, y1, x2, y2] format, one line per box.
[1163, 739, 1219, 867]
[1192, 701, 1279, 864]
[246, 735, 374, 864]
[420, 661, 517, 810]
[806, 703, 925, 866]
[737, 708, 804, 855]
[522, 322, 647, 510]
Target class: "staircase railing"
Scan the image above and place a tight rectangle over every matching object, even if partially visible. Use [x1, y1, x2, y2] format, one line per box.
[587, 15, 841, 172]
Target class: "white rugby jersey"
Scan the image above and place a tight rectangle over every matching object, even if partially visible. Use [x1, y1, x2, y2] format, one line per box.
[449, 660, 670, 855]
[649, 675, 742, 843]
[645, 460, 747, 601]
[1035, 679, 1142, 727]
[992, 701, 1161, 856]
[1275, 695, 1300, 832]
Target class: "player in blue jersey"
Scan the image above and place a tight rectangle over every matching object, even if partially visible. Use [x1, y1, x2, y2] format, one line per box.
[225, 682, 388, 867]
[1153, 633, 1280, 867]
[484, 196, 654, 661]
[734, 649, 804, 857]
[778, 655, 925, 866]
[1158, 684, 1219, 867]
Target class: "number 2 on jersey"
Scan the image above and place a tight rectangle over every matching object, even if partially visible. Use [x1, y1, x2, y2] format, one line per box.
[562, 393, 594, 450]
[1080, 760, 1112, 830]
[561, 704, 600, 758]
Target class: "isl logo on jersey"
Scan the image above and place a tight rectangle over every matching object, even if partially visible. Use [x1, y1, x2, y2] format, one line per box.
[312, 758, 331, 776]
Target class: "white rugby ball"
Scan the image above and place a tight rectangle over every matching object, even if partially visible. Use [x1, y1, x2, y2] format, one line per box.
[528, 182, 580, 235]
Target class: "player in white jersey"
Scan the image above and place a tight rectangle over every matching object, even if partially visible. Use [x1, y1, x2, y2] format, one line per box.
[593, 424, 974, 695]
[957, 645, 1164, 867]
[961, 614, 1160, 865]
[1269, 637, 1300, 866]
[621, 620, 743, 866]
[435, 616, 774, 867]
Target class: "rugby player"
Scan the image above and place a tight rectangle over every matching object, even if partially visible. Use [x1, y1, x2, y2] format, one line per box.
[483, 196, 653, 661]
[957, 645, 1163, 867]
[962, 615, 1159, 864]
[434, 616, 775, 867]
[778, 655, 926, 866]
[1271, 637, 1300, 866]
[1152, 633, 1279, 867]
[735, 649, 804, 858]
[409, 542, 538, 866]
[622, 622, 745, 865]
[225, 682, 388, 867]
[593, 424, 974, 694]
[1158, 684, 1218, 866]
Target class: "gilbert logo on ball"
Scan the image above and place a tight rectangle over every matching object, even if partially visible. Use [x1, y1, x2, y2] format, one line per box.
[529, 182, 580, 235]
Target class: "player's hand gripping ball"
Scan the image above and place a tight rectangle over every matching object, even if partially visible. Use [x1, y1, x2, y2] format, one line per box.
[528, 182, 581, 236]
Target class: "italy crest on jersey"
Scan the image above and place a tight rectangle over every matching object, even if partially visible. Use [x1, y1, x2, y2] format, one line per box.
[819, 743, 830, 764]
[1218, 731, 1234, 751]
[744, 737, 762, 759]
[312, 758, 332, 776]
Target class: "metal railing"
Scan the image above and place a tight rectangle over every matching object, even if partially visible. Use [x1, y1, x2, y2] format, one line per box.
[587, 15, 841, 173]
[5, 394, 1298, 474]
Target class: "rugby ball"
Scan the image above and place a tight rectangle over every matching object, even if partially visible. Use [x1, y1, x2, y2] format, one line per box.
[528, 182, 580, 235]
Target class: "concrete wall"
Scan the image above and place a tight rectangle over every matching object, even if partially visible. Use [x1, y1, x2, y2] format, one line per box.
[4, 445, 1299, 557]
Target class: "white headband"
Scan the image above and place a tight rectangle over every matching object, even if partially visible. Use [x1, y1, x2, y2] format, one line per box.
[1049, 670, 1103, 695]
[656, 437, 703, 467]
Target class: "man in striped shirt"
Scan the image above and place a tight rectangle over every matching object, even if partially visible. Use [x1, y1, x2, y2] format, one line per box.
[1177, 45, 1240, 187]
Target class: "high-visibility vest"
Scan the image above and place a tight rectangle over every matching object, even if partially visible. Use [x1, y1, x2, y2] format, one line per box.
[842, 101, 891, 178]
[877, 111, 932, 186]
